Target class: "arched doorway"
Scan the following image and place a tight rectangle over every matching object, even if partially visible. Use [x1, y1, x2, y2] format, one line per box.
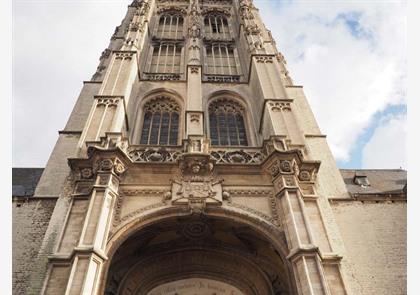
[103, 213, 294, 295]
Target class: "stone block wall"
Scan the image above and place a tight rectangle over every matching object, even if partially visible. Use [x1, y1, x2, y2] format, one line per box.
[12, 198, 57, 294]
[331, 201, 407, 295]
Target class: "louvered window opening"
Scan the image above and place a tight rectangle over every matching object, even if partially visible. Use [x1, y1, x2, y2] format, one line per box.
[204, 15, 230, 39]
[209, 100, 248, 146]
[150, 43, 182, 73]
[140, 97, 180, 145]
[206, 44, 238, 75]
[157, 14, 184, 39]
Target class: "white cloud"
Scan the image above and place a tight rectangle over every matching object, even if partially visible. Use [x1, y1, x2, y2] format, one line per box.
[256, 0, 407, 162]
[361, 114, 407, 169]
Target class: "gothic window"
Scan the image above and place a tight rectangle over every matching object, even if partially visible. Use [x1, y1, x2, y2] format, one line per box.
[150, 42, 182, 73]
[204, 14, 230, 39]
[157, 13, 184, 39]
[209, 99, 248, 146]
[140, 97, 180, 145]
[205, 44, 238, 75]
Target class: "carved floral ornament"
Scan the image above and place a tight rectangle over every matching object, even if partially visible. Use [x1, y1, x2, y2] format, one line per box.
[97, 158, 127, 176]
[143, 96, 180, 113]
[115, 52, 135, 60]
[157, 6, 187, 15]
[189, 113, 200, 122]
[201, 7, 231, 17]
[245, 24, 261, 35]
[268, 101, 292, 112]
[96, 96, 121, 107]
[266, 156, 318, 184]
[255, 55, 274, 63]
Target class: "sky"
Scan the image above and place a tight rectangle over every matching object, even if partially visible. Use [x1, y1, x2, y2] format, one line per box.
[12, 0, 407, 169]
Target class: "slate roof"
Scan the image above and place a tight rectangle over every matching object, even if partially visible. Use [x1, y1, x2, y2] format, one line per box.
[12, 168, 44, 197]
[339, 169, 407, 196]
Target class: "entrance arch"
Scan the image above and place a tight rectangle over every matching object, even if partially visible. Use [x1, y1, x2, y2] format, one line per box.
[101, 207, 296, 295]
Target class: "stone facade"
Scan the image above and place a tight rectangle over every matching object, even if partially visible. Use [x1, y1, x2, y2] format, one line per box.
[12, 0, 406, 294]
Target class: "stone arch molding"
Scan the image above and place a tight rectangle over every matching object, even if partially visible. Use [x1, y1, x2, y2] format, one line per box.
[108, 204, 289, 259]
[100, 204, 293, 295]
[100, 205, 294, 294]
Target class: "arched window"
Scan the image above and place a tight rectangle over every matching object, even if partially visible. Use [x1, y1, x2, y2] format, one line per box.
[140, 96, 180, 145]
[205, 44, 238, 75]
[209, 99, 248, 146]
[204, 14, 230, 39]
[157, 13, 184, 39]
[150, 42, 182, 73]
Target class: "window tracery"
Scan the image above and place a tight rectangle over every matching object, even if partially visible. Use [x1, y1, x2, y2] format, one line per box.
[208, 99, 248, 146]
[204, 13, 231, 39]
[149, 42, 183, 73]
[140, 96, 181, 145]
[157, 12, 184, 39]
[205, 43, 238, 75]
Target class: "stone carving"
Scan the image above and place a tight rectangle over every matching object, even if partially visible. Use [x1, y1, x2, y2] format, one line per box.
[280, 160, 292, 173]
[92, 65, 106, 80]
[188, 0, 201, 38]
[127, 147, 182, 163]
[157, 6, 187, 15]
[144, 73, 181, 81]
[121, 188, 168, 197]
[144, 96, 180, 113]
[239, 0, 255, 20]
[245, 24, 261, 35]
[224, 188, 273, 196]
[269, 195, 280, 227]
[299, 170, 312, 182]
[255, 56, 274, 63]
[179, 154, 214, 175]
[190, 66, 200, 74]
[201, 7, 231, 17]
[96, 97, 120, 107]
[100, 159, 114, 171]
[227, 202, 275, 224]
[189, 113, 200, 122]
[171, 154, 223, 213]
[268, 101, 292, 112]
[210, 150, 264, 164]
[115, 52, 134, 60]
[222, 191, 231, 202]
[205, 75, 240, 83]
[180, 220, 212, 240]
[203, 0, 232, 4]
[97, 158, 127, 176]
[100, 48, 111, 60]
[80, 168, 93, 179]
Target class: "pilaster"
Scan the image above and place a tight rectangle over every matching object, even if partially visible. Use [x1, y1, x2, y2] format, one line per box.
[44, 149, 128, 295]
[186, 0, 204, 137]
[262, 143, 348, 295]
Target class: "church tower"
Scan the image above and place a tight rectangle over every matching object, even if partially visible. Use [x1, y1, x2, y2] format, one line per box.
[27, 0, 357, 294]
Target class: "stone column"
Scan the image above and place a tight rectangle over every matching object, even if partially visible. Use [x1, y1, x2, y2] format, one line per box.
[265, 152, 348, 295]
[62, 157, 126, 295]
[268, 155, 329, 295]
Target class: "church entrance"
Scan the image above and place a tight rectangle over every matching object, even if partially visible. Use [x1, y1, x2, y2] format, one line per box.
[147, 278, 244, 295]
[103, 215, 293, 295]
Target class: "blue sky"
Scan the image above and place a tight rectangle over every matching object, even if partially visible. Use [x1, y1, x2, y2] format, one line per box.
[12, 0, 407, 169]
